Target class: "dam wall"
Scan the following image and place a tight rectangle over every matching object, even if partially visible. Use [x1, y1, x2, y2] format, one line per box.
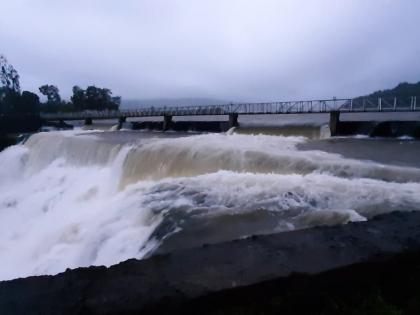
[130, 116, 420, 139]
[131, 120, 231, 132]
[336, 121, 420, 138]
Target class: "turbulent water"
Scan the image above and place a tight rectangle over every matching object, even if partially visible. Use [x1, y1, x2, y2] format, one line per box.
[1, 126, 420, 281]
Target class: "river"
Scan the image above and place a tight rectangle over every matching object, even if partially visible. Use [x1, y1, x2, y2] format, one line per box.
[0, 113, 419, 281]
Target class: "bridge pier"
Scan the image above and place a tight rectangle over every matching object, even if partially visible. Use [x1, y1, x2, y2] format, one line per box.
[329, 111, 340, 137]
[84, 117, 93, 126]
[117, 116, 126, 130]
[229, 113, 239, 128]
[163, 115, 173, 131]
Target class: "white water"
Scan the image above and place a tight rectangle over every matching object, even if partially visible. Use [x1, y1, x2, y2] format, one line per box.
[0, 130, 419, 280]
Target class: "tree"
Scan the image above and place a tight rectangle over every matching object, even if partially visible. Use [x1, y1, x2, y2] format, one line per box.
[0, 55, 20, 93]
[70, 85, 120, 111]
[18, 91, 40, 114]
[39, 85, 61, 104]
[0, 87, 19, 114]
[0, 55, 40, 116]
[71, 85, 86, 111]
[111, 96, 121, 109]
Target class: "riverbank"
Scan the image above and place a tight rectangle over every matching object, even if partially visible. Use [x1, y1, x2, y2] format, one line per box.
[1, 211, 419, 314]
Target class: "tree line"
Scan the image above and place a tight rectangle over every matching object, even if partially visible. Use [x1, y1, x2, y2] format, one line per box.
[0, 55, 121, 115]
[360, 81, 420, 99]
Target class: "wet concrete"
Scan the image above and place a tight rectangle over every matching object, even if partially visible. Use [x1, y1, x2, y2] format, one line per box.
[336, 121, 420, 139]
[131, 120, 231, 132]
[1, 211, 420, 314]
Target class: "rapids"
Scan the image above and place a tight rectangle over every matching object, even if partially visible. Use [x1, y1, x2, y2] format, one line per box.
[0, 129, 419, 280]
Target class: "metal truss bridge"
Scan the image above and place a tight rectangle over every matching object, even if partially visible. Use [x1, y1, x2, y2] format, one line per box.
[41, 96, 419, 121]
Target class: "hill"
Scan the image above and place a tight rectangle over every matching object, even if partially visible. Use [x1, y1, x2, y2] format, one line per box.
[361, 81, 420, 98]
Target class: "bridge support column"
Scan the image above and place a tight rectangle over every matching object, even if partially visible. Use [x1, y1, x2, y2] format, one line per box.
[329, 111, 340, 137]
[163, 115, 173, 131]
[84, 117, 93, 126]
[117, 116, 126, 130]
[229, 113, 239, 128]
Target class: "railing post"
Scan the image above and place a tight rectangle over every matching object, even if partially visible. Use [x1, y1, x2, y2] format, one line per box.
[350, 99, 353, 111]
[394, 97, 397, 111]
[378, 98, 382, 111]
[415, 96, 417, 110]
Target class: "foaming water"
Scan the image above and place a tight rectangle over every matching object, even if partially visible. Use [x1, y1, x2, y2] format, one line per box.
[0, 130, 419, 280]
[121, 133, 420, 185]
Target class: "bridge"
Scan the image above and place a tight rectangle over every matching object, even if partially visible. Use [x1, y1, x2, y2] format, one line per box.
[41, 96, 419, 135]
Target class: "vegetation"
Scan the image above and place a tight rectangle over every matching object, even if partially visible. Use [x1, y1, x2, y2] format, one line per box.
[0, 55, 39, 115]
[0, 54, 121, 115]
[71, 85, 121, 112]
[360, 81, 420, 99]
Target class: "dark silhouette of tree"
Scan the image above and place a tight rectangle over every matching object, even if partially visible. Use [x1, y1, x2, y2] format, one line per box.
[0, 87, 19, 114]
[70, 85, 120, 111]
[0, 55, 20, 93]
[17, 91, 40, 114]
[1, 55, 120, 115]
[71, 86, 86, 111]
[38, 85, 68, 113]
[39, 85, 61, 104]
[111, 96, 121, 107]
[0, 55, 39, 115]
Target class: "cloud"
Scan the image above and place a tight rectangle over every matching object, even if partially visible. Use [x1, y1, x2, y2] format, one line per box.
[1, 0, 419, 101]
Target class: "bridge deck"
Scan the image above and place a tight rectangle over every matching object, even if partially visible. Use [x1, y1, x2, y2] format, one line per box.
[41, 96, 419, 121]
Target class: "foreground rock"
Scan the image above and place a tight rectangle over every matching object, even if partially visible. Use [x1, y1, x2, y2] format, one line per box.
[1, 211, 420, 314]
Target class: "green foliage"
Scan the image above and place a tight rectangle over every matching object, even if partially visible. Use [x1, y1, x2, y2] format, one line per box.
[0, 55, 39, 115]
[341, 293, 402, 315]
[39, 85, 61, 105]
[71, 85, 86, 111]
[361, 81, 420, 99]
[38, 84, 72, 113]
[0, 87, 39, 115]
[19, 91, 40, 114]
[0, 87, 19, 113]
[0, 55, 20, 93]
[70, 85, 120, 111]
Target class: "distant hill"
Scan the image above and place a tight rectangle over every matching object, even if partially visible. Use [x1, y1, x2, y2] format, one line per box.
[360, 81, 420, 99]
[121, 98, 230, 109]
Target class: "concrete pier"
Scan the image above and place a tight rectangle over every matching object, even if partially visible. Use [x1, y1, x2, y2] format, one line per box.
[84, 117, 93, 125]
[163, 115, 173, 131]
[117, 116, 126, 129]
[329, 111, 340, 136]
[229, 113, 239, 128]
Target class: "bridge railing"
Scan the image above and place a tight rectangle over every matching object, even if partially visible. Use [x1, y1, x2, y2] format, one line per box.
[40, 96, 418, 120]
[338, 96, 418, 112]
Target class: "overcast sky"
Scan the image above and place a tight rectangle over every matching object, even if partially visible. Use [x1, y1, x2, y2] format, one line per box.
[1, 0, 420, 102]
